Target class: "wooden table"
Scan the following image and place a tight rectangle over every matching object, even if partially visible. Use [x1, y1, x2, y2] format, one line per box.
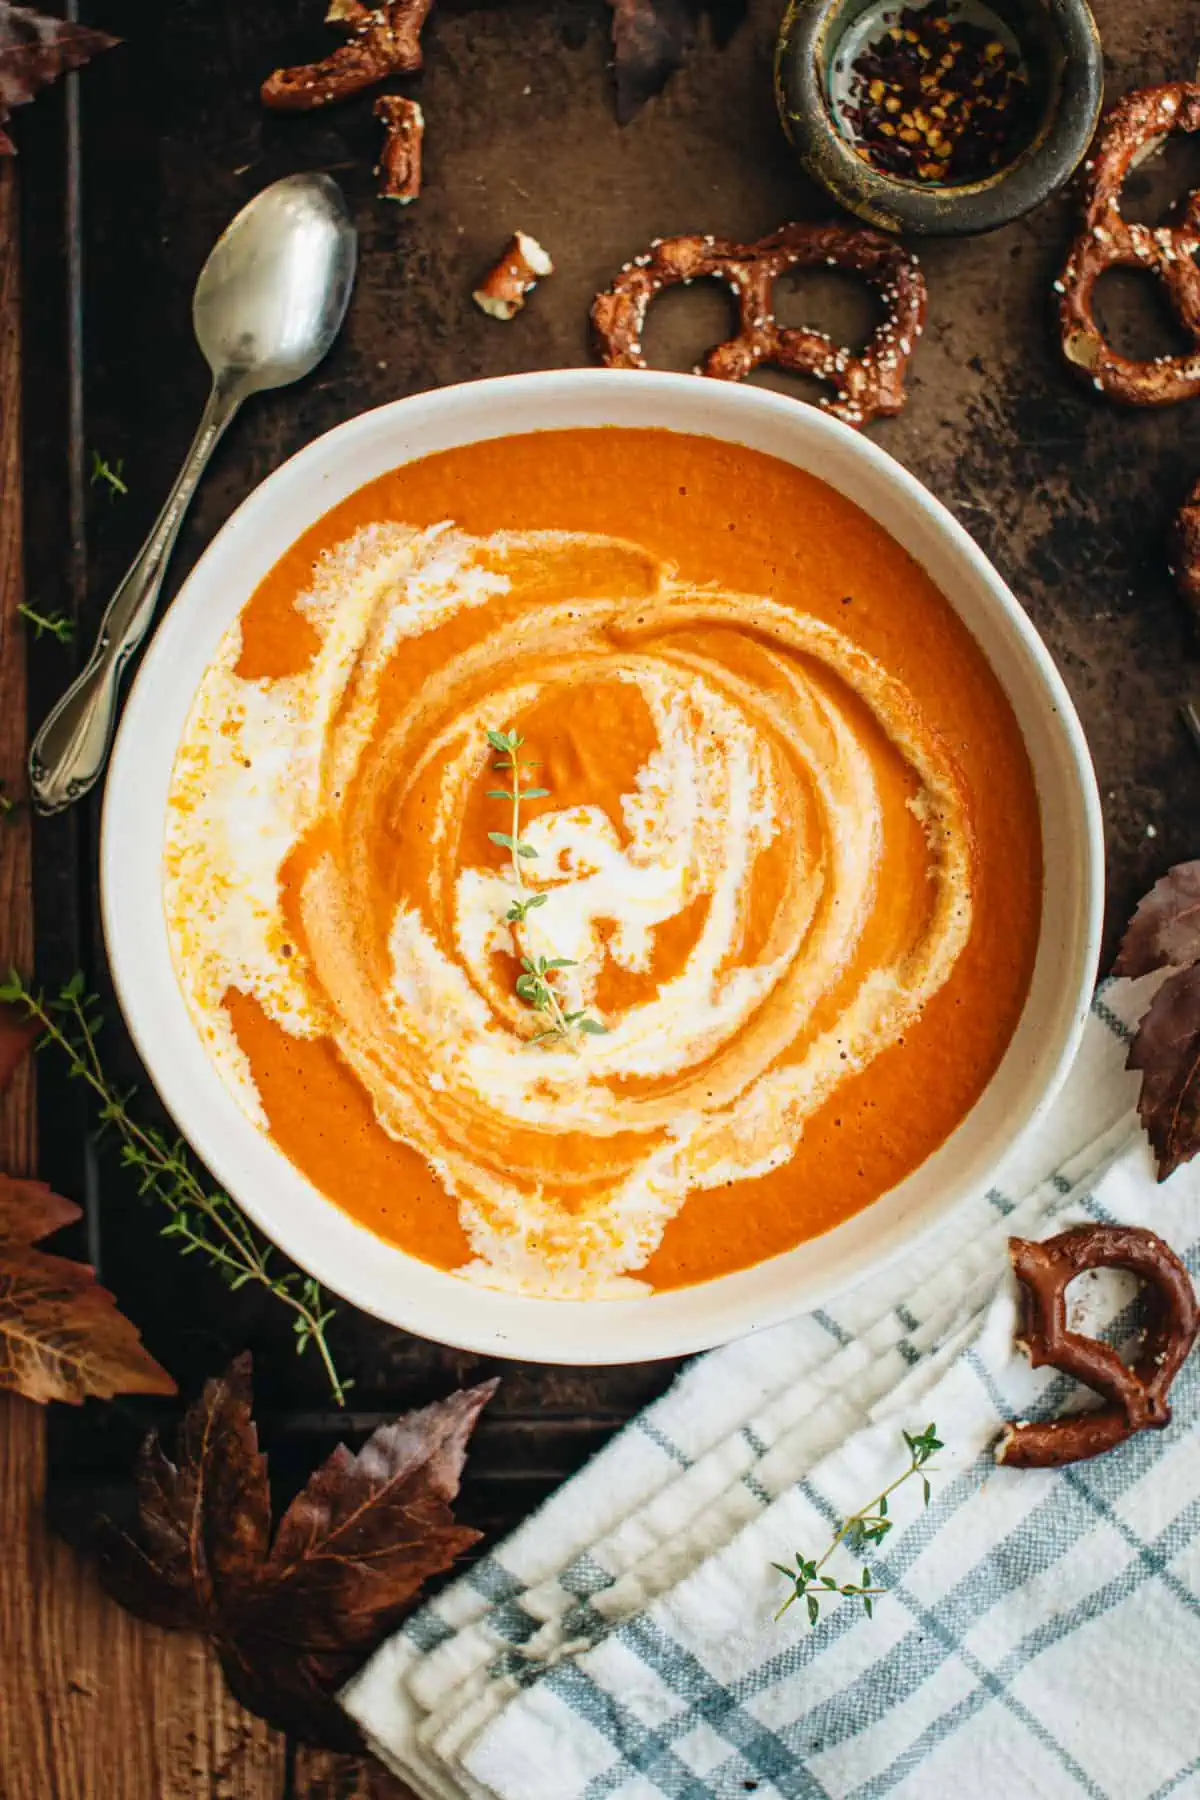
[3, 0, 1199, 1792]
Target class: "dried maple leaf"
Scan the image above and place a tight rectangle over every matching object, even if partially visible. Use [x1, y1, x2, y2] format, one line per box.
[1127, 963, 1200, 1182]
[0, 3, 117, 154]
[1115, 860, 1200, 979]
[96, 1353, 496, 1747]
[0, 1173, 176, 1403]
[608, 0, 695, 124]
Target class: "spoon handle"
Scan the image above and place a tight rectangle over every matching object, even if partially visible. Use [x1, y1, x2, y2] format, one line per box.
[29, 373, 245, 816]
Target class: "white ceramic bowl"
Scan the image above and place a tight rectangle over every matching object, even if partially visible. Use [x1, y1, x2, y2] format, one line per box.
[102, 370, 1103, 1364]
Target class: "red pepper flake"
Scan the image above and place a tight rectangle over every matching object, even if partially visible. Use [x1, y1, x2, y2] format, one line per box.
[840, 1, 1030, 185]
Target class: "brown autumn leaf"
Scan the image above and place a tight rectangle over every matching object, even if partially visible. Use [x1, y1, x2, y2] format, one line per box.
[0, 2, 117, 154]
[95, 1353, 496, 1748]
[1115, 860, 1200, 979]
[608, 0, 694, 123]
[1127, 962, 1200, 1182]
[0, 1173, 177, 1403]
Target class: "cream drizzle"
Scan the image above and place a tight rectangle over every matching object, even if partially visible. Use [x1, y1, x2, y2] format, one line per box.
[165, 525, 974, 1298]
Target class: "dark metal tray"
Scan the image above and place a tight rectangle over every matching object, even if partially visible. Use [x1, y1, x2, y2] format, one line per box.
[18, 0, 1200, 1544]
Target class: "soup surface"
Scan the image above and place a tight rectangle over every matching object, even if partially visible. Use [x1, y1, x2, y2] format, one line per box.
[165, 428, 1042, 1298]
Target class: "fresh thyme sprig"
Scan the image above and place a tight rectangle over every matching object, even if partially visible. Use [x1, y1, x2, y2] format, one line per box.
[517, 955, 609, 1046]
[18, 603, 74, 644]
[485, 727, 606, 1048]
[90, 450, 128, 499]
[0, 969, 351, 1406]
[773, 1423, 944, 1625]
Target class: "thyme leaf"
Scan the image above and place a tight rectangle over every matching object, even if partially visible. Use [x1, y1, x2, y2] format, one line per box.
[90, 450, 128, 498]
[484, 726, 607, 1049]
[774, 1423, 944, 1624]
[0, 970, 350, 1405]
[18, 603, 74, 644]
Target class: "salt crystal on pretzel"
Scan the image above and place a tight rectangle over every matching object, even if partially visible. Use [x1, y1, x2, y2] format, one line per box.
[1059, 81, 1200, 405]
[591, 223, 926, 429]
[473, 232, 554, 321]
[262, 0, 434, 111]
[996, 1225, 1199, 1470]
[375, 95, 423, 203]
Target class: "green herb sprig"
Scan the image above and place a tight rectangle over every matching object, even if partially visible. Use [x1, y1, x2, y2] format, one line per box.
[18, 603, 74, 644]
[0, 782, 16, 823]
[773, 1423, 943, 1625]
[485, 727, 606, 1049]
[0, 970, 350, 1406]
[90, 450, 128, 499]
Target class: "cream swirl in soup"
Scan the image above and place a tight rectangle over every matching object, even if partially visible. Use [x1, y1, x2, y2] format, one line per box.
[165, 429, 1041, 1297]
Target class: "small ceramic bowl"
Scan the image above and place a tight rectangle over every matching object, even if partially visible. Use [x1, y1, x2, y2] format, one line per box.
[776, 0, 1104, 235]
[101, 370, 1103, 1364]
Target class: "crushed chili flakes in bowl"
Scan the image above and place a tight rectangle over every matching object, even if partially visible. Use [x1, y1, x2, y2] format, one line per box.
[837, 0, 1032, 186]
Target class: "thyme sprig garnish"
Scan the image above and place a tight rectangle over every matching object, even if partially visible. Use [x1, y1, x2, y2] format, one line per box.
[0, 969, 350, 1407]
[18, 603, 74, 644]
[90, 450, 128, 498]
[773, 1423, 944, 1625]
[485, 727, 606, 1049]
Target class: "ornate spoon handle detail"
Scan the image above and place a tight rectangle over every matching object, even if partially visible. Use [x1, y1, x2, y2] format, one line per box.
[29, 373, 244, 816]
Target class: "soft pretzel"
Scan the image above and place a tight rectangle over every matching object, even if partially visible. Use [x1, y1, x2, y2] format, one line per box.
[262, 0, 433, 110]
[997, 1226, 1199, 1469]
[1059, 83, 1200, 405]
[374, 94, 423, 203]
[592, 223, 926, 428]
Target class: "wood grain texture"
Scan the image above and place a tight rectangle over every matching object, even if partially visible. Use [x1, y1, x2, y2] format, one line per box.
[0, 156, 290, 1800]
[0, 168, 33, 1173]
[290, 1751, 416, 1798]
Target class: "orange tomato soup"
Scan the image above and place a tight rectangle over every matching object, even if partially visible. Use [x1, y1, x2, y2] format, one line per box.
[165, 429, 1042, 1297]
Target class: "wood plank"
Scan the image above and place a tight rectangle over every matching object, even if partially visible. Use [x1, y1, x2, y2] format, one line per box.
[0, 156, 288, 1800]
[0, 173, 34, 1171]
[290, 1750, 416, 1799]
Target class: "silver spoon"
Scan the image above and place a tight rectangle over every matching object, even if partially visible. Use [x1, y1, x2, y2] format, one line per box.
[29, 172, 358, 815]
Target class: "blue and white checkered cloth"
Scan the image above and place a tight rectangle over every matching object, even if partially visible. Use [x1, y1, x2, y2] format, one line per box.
[343, 976, 1200, 1800]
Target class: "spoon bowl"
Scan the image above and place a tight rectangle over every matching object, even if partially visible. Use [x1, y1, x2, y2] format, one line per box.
[194, 172, 358, 392]
[29, 173, 358, 816]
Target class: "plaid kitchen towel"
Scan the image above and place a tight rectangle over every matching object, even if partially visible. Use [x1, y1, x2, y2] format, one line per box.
[343, 977, 1200, 1800]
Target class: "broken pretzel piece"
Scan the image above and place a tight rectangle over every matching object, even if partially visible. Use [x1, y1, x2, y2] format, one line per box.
[375, 95, 423, 202]
[262, 0, 434, 111]
[473, 232, 554, 321]
[997, 1225, 1199, 1470]
[591, 223, 926, 429]
[1059, 82, 1200, 405]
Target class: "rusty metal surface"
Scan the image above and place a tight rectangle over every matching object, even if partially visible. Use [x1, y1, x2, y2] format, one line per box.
[18, 0, 1200, 1538]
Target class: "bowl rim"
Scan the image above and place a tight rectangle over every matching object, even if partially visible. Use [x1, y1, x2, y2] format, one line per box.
[101, 368, 1104, 1365]
[774, 0, 1105, 236]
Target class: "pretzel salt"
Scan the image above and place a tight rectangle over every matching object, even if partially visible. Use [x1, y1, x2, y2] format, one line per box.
[1059, 83, 1200, 405]
[592, 224, 926, 428]
[997, 1226, 1199, 1469]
